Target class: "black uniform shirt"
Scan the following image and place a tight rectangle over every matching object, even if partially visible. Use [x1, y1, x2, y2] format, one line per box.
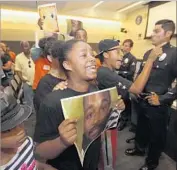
[118, 52, 137, 81]
[140, 43, 177, 100]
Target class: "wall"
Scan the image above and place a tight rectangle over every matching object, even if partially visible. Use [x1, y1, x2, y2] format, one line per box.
[119, 5, 176, 59]
[1, 5, 176, 57]
[1, 8, 122, 43]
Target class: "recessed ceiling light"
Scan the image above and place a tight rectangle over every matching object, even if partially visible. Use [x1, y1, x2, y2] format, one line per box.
[117, 1, 145, 13]
[92, 1, 104, 9]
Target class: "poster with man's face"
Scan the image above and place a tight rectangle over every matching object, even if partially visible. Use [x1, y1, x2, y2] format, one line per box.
[61, 87, 121, 165]
[38, 3, 59, 33]
[67, 19, 83, 37]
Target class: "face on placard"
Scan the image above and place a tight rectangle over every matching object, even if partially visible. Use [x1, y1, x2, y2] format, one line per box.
[75, 30, 88, 42]
[106, 47, 122, 70]
[83, 91, 111, 140]
[1, 124, 26, 149]
[151, 24, 171, 46]
[71, 20, 82, 34]
[63, 41, 97, 81]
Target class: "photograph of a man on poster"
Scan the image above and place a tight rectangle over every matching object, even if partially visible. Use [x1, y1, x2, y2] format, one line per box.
[83, 90, 120, 151]
[61, 87, 121, 164]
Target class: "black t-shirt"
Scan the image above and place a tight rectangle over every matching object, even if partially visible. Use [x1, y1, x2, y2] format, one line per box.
[97, 66, 132, 99]
[118, 52, 137, 81]
[34, 87, 101, 170]
[33, 74, 63, 112]
[139, 43, 177, 95]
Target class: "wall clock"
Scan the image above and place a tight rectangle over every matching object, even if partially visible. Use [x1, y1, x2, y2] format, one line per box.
[135, 15, 143, 25]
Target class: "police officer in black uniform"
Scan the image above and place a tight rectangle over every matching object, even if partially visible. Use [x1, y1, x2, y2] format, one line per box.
[125, 19, 177, 170]
[118, 39, 137, 81]
[117, 39, 137, 130]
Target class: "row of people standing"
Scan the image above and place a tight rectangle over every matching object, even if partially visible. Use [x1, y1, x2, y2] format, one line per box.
[1, 19, 176, 170]
[33, 19, 177, 170]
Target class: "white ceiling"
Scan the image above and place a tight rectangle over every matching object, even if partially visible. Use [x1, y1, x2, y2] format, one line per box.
[0, 1, 146, 20]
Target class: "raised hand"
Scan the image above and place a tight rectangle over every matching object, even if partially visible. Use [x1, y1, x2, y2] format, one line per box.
[53, 81, 68, 91]
[148, 42, 166, 62]
[58, 119, 77, 147]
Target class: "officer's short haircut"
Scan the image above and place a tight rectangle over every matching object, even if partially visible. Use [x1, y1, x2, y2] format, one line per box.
[155, 19, 175, 39]
[123, 39, 134, 48]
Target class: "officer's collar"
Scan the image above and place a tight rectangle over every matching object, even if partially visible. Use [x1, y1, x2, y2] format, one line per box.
[161, 42, 170, 50]
[123, 52, 130, 58]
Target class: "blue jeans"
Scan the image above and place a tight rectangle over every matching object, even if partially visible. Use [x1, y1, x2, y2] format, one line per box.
[23, 83, 34, 112]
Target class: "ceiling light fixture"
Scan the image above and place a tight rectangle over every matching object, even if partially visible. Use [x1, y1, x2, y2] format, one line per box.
[117, 1, 145, 13]
[92, 1, 104, 9]
[1, 9, 121, 24]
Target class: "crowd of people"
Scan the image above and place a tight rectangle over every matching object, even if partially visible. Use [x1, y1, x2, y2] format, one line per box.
[0, 19, 177, 170]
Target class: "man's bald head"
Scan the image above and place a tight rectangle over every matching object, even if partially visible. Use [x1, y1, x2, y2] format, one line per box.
[20, 41, 30, 55]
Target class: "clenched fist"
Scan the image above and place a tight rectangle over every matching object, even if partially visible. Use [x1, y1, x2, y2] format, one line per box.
[58, 119, 77, 147]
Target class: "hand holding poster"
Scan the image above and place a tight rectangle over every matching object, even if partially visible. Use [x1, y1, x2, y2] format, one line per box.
[38, 3, 59, 33]
[61, 87, 121, 165]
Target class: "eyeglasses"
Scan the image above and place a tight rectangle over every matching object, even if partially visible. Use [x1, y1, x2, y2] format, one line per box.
[28, 60, 31, 68]
[106, 47, 119, 52]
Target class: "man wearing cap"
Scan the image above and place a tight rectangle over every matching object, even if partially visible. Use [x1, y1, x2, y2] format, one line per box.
[96, 39, 162, 98]
[125, 19, 177, 170]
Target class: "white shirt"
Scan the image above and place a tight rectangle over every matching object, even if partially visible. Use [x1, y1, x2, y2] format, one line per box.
[15, 52, 35, 86]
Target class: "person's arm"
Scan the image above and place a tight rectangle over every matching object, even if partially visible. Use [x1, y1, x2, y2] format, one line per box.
[129, 45, 163, 95]
[38, 18, 44, 30]
[144, 86, 177, 106]
[159, 86, 177, 105]
[34, 98, 77, 160]
[158, 49, 177, 105]
[35, 136, 67, 160]
[128, 58, 153, 94]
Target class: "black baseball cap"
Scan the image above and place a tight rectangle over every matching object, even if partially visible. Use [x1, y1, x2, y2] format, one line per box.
[1, 87, 32, 132]
[97, 39, 120, 56]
